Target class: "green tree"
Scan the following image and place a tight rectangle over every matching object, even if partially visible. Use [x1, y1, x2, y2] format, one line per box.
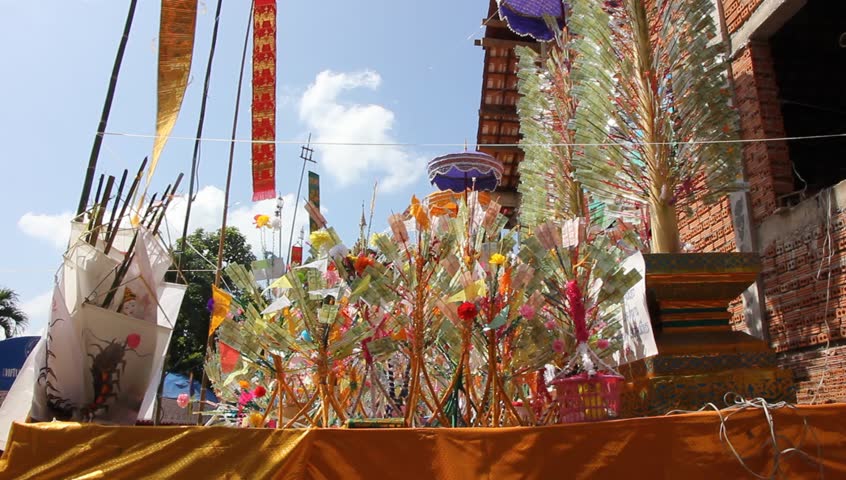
[0, 288, 28, 339]
[165, 227, 256, 376]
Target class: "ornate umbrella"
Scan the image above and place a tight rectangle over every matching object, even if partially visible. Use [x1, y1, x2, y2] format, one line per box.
[496, 0, 566, 42]
[427, 151, 504, 193]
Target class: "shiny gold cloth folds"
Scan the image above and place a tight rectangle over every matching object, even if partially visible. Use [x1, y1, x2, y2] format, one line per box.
[2, 405, 845, 479]
[149, 0, 198, 182]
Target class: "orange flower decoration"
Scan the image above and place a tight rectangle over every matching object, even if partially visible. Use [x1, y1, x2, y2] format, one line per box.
[354, 254, 375, 275]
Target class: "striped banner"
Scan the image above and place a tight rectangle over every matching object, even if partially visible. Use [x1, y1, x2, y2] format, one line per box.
[251, 0, 277, 201]
[308, 171, 320, 233]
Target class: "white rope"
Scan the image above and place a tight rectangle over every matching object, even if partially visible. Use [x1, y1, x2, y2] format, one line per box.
[667, 393, 825, 479]
[100, 131, 846, 148]
[810, 188, 836, 405]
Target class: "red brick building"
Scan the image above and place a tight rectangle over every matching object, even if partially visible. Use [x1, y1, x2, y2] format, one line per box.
[688, 0, 846, 404]
[476, 0, 846, 404]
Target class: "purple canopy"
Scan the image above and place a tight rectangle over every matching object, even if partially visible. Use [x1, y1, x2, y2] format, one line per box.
[427, 151, 504, 192]
[497, 0, 566, 42]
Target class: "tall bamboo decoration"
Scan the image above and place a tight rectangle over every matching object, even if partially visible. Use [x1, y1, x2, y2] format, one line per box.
[568, 0, 742, 253]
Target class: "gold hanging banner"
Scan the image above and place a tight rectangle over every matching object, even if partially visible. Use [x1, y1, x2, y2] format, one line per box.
[251, 0, 277, 201]
[149, 0, 198, 183]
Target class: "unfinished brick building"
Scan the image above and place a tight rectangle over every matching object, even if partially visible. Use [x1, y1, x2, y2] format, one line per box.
[477, 0, 846, 404]
[688, 0, 846, 404]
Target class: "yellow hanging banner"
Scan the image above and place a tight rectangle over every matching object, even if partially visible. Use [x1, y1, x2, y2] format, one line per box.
[149, 0, 198, 183]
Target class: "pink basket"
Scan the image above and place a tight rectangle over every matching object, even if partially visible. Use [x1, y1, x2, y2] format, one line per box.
[551, 373, 624, 423]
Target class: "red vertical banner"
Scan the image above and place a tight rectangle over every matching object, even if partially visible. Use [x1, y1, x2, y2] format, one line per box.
[290, 245, 303, 267]
[251, 0, 277, 201]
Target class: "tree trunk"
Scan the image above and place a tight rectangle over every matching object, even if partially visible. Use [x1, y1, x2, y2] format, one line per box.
[649, 198, 681, 253]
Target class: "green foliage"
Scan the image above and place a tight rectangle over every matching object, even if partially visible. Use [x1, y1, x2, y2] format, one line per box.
[0, 288, 27, 338]
[165, 227, 256, 376]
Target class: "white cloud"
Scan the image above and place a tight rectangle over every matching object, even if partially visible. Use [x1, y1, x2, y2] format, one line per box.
[17, 212, 73, 249]
[162, 185, 311, 260]
[20, 290, 52, 338]
[298, 70, 424, 192]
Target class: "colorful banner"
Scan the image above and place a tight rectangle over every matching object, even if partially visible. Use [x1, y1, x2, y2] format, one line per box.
[150, 0, 198, 183]
[308, 171, 320, 233]
[252, 0, 277, 201]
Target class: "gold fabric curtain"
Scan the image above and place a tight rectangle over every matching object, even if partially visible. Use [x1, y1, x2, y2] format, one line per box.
[1, 405, 844, 479]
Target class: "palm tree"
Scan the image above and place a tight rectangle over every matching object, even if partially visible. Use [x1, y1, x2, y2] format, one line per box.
[0, 288, 28, 338]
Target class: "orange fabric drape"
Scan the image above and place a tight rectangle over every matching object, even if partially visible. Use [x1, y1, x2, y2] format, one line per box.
[1, 405, 844, 479]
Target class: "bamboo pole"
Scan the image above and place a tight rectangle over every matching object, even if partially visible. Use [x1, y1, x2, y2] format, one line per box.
[176, 0, 225, 273]
[196, 1, 252, 424]
[77, 0, 138, 216]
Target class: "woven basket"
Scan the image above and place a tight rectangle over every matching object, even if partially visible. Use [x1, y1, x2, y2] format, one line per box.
[551, 372, 624, 423]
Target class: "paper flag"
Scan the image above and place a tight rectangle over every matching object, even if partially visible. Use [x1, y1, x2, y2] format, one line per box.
[219, 341, 240, 374]
[260, 295, 292, 315]
[209, 285, 232, 336]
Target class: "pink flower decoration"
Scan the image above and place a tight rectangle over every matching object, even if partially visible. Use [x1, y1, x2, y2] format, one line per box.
[518, 304, 536, 320]
[239, 390, 254, 405]
[597, 339, 610, 350]
[176, 393, 190, 409]
[552, 339, 565, 354]
[323, 269, 341, 287]
[125, 333, 141, 350]
[544, 320, 556, 330]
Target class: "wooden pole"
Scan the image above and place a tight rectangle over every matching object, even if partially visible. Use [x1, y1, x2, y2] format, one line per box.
[196, 1, 253, 424]
[77, 0, 138, 216]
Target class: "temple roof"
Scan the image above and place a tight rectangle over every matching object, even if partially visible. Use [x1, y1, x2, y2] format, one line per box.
[474, 0, 541, 212]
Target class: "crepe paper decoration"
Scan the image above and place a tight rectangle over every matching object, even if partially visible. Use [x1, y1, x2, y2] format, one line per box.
[254, 214, 271, 228]
[388, 214, 409, 243]
[251, 0, 277, 201]
[428, 151, 503, 192]
[149, 0, 198, 184]
[566, 280, 588, 343]
[497, 0, 566, 42]
[304, 201, 327, 230]
[219, 341, 240, 374]
[308, 172, 320, 233]
[560, 218, 584, 249]
[209, 285, 232, 336]
[409, 196, 430, 231]
[534, 221, 562, 250]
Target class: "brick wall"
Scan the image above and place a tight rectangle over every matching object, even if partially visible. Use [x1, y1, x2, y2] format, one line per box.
[677, 197, 746, 330]
[757, 183, 846, 403]
[676, 3, 846, 403]
[722, 0, 765, 34]
[780, 344, 846, 404]
[731, 41, 794, 222]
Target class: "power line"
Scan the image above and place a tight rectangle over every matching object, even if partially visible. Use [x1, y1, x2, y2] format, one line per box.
[101, 131, 846, 148]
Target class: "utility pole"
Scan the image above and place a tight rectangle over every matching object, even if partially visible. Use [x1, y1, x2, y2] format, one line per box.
[287, 134, 316, 265]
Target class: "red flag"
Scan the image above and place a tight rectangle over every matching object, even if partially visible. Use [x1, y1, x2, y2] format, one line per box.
[290, 245, 303, 267]
[251, 0, 277, 201]
[219, 341, 240, 374]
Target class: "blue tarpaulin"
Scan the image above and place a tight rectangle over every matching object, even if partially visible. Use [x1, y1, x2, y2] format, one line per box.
[162, 372, 218, 402]
[0, 336, 39, 391]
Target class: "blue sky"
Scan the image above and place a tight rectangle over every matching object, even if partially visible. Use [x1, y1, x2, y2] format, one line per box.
[0, 1, 489, 336]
